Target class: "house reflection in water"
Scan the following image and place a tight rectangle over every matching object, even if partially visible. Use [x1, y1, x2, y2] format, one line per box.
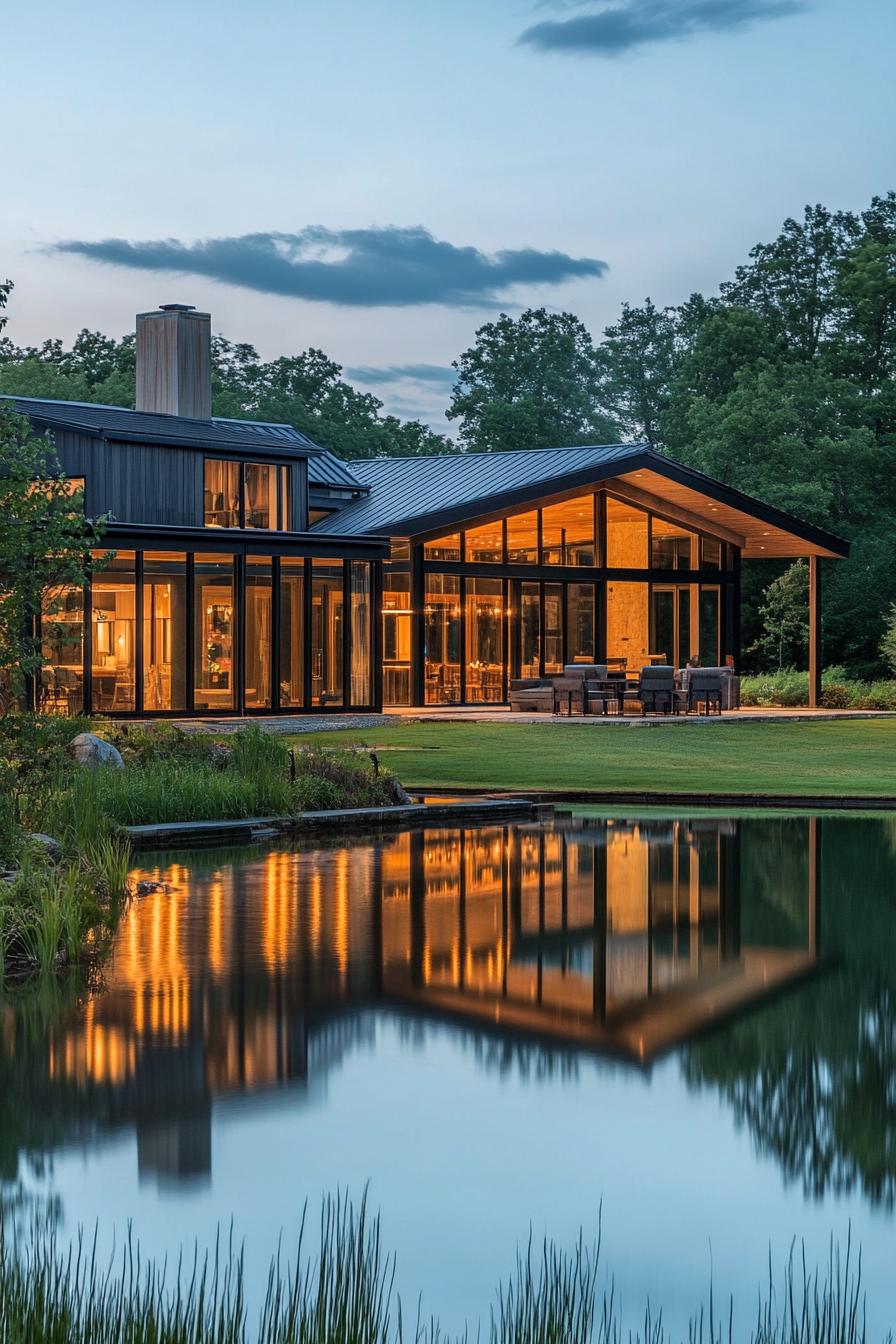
[39, 818, 822, 1184]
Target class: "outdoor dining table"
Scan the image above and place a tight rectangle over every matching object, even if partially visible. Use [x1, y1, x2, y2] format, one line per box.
[594, 674, 634, 714]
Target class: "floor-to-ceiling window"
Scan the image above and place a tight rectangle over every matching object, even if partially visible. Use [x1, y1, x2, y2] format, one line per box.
[424, 575, 461, 704]
[40, 584, 84, 715]
[279, 558, 305, 709]
[543, 583, 564, 674]
[245, 557, 273, 708]
[91, 551, 136, 711]
[311, 559, 343, 707]
[383, 550, 412, 706]
[465, 578, 504, 702]
[520, 582, 541, 676]
[143, 552, 187, 711]
[350, 562, 372, 706]
[194, 554, 235, 710]
[567, 583, 595, 665]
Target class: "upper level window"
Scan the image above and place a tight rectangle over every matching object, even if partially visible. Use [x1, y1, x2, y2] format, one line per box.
[204, 460, 290, 530]
[651, 518, 696, 570]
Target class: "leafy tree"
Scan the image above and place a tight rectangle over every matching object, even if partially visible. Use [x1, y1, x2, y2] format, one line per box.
[881, 604, 896, 676]
[0, 325, 451, 462]
[593, 299, 678, 447]
[447, 309, 618, 452]
[0, 282, 108, 715]
[749, 561, 809, 670]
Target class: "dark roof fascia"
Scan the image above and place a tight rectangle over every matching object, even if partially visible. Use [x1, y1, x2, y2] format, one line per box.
[102, 432, 321, 459]
[641, 455, 851, 558]
[102, 521, 389, 560]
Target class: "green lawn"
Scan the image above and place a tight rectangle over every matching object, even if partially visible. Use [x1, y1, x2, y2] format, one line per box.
[289, 719, 896, 798]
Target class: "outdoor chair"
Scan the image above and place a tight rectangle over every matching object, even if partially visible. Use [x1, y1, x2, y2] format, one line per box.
[685, 668, 723, 715]
[583, 680, 611, 715]
[508, 678, 554, 713]
[625, 665, 677, 715]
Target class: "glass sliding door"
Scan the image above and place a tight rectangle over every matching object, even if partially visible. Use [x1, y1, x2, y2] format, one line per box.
[383, 570, 412, 706]
[567, 583, 595, 665]
[520, 582, 541, 677]
[424, 575, 461, 704]
[194, 554, 235, 710]
[279, 558, 305, 709]
[466, 579, 503, 702]
[311, 559, 344, 707]
[143, 552, 187, 711]
[91, 551, 136, 712]
[245, 557, 273, 708]
[543, 583, 563, 674]
[350, 561, 372, 706]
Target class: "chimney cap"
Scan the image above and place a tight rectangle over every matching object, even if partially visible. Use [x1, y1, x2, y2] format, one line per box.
[158, 303, 196, 312]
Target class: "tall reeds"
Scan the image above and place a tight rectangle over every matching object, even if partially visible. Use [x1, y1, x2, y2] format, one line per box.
[0, 1196, 882, 1344]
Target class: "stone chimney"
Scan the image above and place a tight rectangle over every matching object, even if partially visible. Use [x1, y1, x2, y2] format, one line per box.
[136, 304, 212, 419]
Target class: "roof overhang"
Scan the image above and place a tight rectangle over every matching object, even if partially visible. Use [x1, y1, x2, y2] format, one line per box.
[391, 450, 848, 559]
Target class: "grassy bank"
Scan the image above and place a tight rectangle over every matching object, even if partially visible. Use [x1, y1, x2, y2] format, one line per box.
[291, 719, 896, 798]
[0, 719, 395, 980]
[0, 1196, 873, 1343]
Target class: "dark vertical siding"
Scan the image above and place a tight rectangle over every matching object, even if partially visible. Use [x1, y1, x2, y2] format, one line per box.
[54, 430, 203, 525]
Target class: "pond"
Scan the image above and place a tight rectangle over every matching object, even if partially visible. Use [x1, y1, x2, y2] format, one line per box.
[2, 812, 895, 1337]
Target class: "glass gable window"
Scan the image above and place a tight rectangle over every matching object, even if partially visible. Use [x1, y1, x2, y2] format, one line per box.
[424, 534, 460, 562]
[651, 518, 696, 571]
[204, 461, 290, 530]
[464, 521, 503, 564]
[505, 512, 538, 564]
[542, 496, 595, 566]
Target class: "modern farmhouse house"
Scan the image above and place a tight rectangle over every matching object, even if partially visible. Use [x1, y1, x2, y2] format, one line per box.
[7, 305, 848, 718]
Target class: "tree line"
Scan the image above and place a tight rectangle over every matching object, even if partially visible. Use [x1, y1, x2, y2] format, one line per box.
[2, 191, 894, 672]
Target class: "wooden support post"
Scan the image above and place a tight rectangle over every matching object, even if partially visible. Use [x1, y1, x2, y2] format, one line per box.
[809, 555, 822, 708]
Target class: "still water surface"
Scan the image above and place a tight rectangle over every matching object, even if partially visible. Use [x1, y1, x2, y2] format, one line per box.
[4, 813, 896, 1335]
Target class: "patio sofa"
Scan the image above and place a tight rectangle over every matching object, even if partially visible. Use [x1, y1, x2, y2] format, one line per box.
[508, 678, 555, 712]
[679, 666, 740, 711]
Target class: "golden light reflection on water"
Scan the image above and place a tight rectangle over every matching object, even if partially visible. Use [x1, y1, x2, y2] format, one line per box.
[33, 818, 818, 1106]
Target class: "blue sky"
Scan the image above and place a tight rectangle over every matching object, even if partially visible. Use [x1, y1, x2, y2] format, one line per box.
[1, 0, 893, 430]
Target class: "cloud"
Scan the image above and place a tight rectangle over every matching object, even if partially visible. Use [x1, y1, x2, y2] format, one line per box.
[346, 363, 457, 388]
[518, 0, 805, 56]
[51, 226, 608, 309]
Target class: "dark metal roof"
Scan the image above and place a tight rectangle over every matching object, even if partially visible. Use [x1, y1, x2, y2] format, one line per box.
[2, 395, 323, 456]
[307, 450, 368, 491]
[309, 444, 647, 535]
[308, 442, 850, 557]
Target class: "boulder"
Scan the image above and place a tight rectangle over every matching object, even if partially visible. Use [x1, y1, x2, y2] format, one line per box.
[69, 732, 125, 770]
[30, 832, 63, 861]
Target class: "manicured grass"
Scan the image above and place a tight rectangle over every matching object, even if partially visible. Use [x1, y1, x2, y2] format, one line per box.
[289, 719, 896, 797]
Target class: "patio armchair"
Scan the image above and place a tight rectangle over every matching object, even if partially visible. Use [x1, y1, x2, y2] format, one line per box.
[684, 668, 723, 715]
[508, 677, 555, 713]
[625, 665, 677, 715]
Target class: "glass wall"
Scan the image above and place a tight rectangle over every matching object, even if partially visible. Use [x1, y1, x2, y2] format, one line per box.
[194, 554, 235, 709]
[311, 559, 344, 707]
[520, 582, 540, 676]
[424, 575, 461, 704]
[143, 552, 187, 711]
[465, 579, 503, 702]
[651, 518, 695, 571]
[465, 521, 503, 564]
[567, 584, 595, 665]
[245, 557, 273, 708]
[40, 584, 84, 715]
[91, 551, 136, 711]
[279, 558, 305, 708]
[383, 570, 412, 706]
[350, 562, 372, 706]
